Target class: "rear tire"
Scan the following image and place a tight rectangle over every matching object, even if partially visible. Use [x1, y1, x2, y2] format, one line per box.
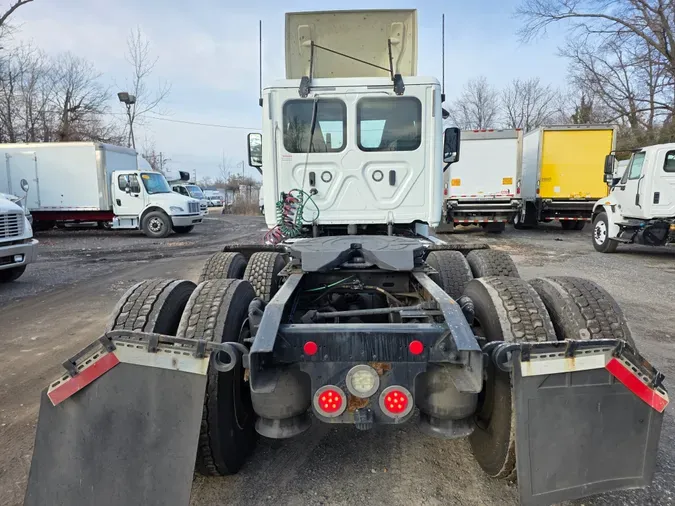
[465, 277, 556, 479]
[592, 212, 618, 253]
[177, 279, 257, 476]
[466, 249, 519, 278]
[426, 250, 473, 299]
[529, 276, 635, 347]
[199, 252, 248, 283]
[173, 225, 194, 234]
[0, 266, 26, 282]
[141, 211, 171, 239]
[106, 278, 196, 334]
[243, 252, 286, 302]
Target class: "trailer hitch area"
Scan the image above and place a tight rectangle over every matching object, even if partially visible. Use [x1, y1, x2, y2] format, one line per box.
[500, 338, 669, 506]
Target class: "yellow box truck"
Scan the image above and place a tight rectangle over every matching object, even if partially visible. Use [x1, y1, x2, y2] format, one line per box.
[516, 125, 616, 230]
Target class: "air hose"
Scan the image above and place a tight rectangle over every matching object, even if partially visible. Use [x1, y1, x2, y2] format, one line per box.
[264, 188, 320, 244]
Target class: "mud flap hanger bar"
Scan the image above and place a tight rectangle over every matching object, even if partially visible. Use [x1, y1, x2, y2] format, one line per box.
[484, 338, 668, 412]
[61, 331, 248, 377]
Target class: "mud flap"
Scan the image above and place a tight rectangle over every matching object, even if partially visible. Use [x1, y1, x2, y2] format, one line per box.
[24, 334, 211, 506]
[510, 340, 668, 506]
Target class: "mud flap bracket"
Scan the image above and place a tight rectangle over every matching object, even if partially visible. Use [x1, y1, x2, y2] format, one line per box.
[510, 340, 668, 506]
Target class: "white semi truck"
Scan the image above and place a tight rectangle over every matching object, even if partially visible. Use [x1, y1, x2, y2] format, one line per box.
[0, 180, 37, 282]
[24, 10, 667, 506]
[0, 142, 202, 238]
[592, 143, 675, 252]
[443, 129, 522, 233]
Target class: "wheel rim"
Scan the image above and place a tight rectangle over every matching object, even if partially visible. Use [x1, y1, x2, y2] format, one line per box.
[594, 220, 607, 245]
[149, 217, 163, 233]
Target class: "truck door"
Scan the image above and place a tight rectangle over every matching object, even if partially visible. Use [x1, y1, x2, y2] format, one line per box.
[650, 148, 675, 218]
[615, 151, 647, 218]
[113, 173, 145, 217]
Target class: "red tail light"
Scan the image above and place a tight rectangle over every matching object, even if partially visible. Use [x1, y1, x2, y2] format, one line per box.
[516, 180, 521, 195]
[303, 341, 318, 356]
[379, 386, 413, 418]
[409, 340, 424, 355]
[314, 385, 346, 417]
[443, 188, 448, 196]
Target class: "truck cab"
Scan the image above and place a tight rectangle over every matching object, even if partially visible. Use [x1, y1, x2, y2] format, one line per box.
[0, 181, 38, 282]
[592, 143, 675, 252]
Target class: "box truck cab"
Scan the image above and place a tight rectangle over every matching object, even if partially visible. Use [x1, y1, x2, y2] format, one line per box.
[0, 181, 38, 282]
[592, 143, 675, 252]
[0, 142, 201, 238]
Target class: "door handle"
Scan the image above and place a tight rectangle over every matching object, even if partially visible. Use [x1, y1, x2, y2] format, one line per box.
[389, 170, 396, 186]
[309, 171, 316, 187]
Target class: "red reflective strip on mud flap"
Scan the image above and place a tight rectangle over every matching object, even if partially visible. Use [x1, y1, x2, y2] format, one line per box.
[47, 352, 120, 406]
[606, 357, 669, 413]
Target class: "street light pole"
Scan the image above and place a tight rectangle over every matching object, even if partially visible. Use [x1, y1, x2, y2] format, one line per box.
[117, 92, 137, 150]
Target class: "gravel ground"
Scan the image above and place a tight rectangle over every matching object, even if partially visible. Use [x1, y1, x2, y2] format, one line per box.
[1, 218, 673, 506]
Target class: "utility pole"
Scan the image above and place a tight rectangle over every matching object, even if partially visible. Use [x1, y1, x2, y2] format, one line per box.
[159, 152, 163, 172]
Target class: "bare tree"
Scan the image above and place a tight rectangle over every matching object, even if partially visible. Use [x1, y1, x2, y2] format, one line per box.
[50, 53, 119, 142]
[501, 77, 560, 130]
[448, 76, 499, 130]
[0, 0, 35, 40]
[124, 27, 170, 146]
[517, 0, 675, 125]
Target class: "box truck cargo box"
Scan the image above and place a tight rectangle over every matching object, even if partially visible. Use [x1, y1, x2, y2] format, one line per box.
[517, 125, 616, 230]
[443, 129, 522, 233]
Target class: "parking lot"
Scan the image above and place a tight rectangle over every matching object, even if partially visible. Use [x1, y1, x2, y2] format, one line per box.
[1, 215, 673, 506]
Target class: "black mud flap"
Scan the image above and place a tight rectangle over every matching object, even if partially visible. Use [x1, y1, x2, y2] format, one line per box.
[24, 333, 211, 506]
[510, 340, 668, 506]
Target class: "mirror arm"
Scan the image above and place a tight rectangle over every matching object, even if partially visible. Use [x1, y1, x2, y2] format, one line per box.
[443, 162, 451, 173]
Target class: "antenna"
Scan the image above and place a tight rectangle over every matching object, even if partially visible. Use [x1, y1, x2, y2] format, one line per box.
[441, 14, 445, 103]
[258, 20, 263, 107]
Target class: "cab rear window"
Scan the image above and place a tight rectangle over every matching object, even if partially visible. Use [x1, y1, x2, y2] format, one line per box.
[357, 97, 421, 152]
[283, 99, 346, 153]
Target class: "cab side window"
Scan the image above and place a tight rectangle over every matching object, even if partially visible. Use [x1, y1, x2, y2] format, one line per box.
[117, 175, 140, 193]
[664, 151, 675, 173]
[118, 175, 128, 191]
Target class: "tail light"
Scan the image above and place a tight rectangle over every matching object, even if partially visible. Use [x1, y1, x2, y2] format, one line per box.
[379, 386, 413, 418]
[314, 385, 346, 417]
[516, 180, 521, 195]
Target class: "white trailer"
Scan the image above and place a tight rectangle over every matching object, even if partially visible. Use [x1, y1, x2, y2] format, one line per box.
[443, 129, 522, 233]
[0, 142, 203, 238]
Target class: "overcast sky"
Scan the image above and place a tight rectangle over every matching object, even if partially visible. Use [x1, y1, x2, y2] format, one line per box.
[11, 0, 569, 181]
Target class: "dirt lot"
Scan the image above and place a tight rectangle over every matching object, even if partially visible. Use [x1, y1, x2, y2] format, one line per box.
[1, 216, 673, 506]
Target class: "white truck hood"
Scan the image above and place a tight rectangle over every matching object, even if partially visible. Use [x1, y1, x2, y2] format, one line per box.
[148, 192, 199, 210]
[0, 194, 24, 213]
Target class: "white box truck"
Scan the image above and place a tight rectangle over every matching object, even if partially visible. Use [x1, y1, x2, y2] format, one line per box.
[517, 125, 616, 230]
[0, 142, 203, 238]
[442, 129, 522, 233]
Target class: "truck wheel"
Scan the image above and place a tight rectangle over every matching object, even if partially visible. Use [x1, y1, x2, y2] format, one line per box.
[177, 279, 257, 476]
[141, 210, 171, 239]
[244, 252, 285, 302]
[574, 221, 586, 231]
[592, 212, 618, 253]
[465, 277, 556, 479]
[426, 250, 473, 299]
[486, 223, 505, 234]
[529, 277, 635, 347]
[172, 225, 194, 234]
[466, 249, 519, 278]
[560, 220, 576, 230]
[199, 252, 247, 283]
[0, 266, 26, 282]
[107, 279, 196, 334]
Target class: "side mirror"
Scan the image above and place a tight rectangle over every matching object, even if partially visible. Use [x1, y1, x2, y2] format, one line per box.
[604, 154, 615, 176]
[247, 132, 262, 168]
[611, 177, 621, 187]
[443, 127, 460, 164]
[20, 178, 29, 193]
[125, 186, 131, 194]
[442, 108, 449, 120]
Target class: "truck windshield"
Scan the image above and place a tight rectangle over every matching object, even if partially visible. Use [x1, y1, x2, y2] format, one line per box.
[140, 173, 172, 194]
[186, 185, 205, 198]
